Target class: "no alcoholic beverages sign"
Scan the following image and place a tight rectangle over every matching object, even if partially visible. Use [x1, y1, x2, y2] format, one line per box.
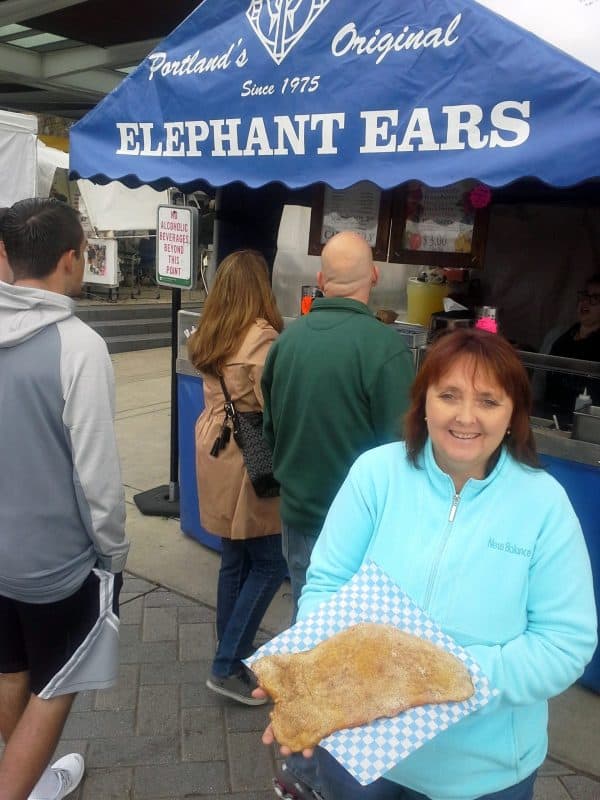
[156, 205, 198, 289]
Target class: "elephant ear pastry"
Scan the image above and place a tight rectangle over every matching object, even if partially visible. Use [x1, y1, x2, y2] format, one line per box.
[252, 622, 474, 752]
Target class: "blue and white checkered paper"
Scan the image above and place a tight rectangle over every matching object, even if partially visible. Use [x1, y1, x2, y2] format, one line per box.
[246, 560, 498, 786]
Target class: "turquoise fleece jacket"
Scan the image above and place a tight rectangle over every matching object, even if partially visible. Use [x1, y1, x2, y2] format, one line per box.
[300, 441, 597, 800]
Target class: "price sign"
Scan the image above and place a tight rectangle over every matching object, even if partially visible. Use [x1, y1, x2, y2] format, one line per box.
[156, 205, 198, 289]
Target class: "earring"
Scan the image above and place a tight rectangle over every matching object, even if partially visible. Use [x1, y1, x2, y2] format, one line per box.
[424, 416, 428, 421]
[506, 428, 511, 436]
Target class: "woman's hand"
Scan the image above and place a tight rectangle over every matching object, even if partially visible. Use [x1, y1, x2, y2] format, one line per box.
[252, 686, 269, 704]
[253, 688, 315, 758]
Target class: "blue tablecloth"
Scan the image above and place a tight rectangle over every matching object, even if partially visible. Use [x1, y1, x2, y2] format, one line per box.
[541, 454, 599, 693]
[177, 372, 222, 553]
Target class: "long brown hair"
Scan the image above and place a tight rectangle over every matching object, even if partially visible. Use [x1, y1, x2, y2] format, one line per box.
[187, 249, 283, 376]
[404, 328, 539, 469]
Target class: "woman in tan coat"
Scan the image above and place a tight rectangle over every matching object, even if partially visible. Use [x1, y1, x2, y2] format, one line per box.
[187, 250, 287, 705]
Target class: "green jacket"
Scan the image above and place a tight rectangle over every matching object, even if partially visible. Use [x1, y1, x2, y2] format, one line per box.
[262, 297, 415, 533]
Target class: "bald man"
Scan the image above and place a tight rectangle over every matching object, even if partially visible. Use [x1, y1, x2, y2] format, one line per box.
[262, 231, 414, 797]
[318, 229, 377, 301]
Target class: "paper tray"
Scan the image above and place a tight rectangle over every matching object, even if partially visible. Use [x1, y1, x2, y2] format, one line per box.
[246, 561, 497, 786]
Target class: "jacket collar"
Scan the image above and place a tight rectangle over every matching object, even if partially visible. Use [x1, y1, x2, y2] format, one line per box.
[421, 437, 509, 498]
[309, 297, 373, 316]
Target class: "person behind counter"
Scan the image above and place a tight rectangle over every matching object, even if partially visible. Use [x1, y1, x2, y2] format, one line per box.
[545, 273, 600, 416]
[259, 328, 597, 800]
[187, 249, 287, 707]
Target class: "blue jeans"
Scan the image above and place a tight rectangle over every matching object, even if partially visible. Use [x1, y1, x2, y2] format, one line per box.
[281, 522, 319, 624]
[212, 534, 287, 678]
[316, 748, 538, 800]
[281, 522, 321, 792]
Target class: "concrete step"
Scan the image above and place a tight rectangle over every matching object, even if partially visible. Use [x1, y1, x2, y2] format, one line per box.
[76, 302, 198, 322]
[90, 317, 171, 338]
[104, 332, 172, 354]
[75, 301, 202, 353]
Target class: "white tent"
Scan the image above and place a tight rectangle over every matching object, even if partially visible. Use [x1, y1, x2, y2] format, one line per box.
[76, 179, 168, 231]
[0, 108, 167, 229]
[37, 139, 69, 199]
[0, 109, 37, 207]
[0, 109, 73, 205]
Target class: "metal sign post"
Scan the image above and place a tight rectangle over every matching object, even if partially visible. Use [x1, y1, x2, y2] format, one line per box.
[133, 203, 198, 517]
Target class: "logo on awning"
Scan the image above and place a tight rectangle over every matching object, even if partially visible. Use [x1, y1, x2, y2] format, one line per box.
[247, 0, 331, 64]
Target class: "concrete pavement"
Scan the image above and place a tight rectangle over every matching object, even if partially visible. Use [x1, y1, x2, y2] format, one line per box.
[45, 348, 600, 797]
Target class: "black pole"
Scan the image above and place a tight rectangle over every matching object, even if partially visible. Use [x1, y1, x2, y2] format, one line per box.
[169, 288, 181, 501]
[133, 286, 181, 517]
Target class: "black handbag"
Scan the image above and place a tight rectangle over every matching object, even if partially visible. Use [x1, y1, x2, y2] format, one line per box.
[212, 376, 279, 498]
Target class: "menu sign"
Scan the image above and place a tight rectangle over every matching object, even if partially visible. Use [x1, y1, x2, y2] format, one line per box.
[321, 184, 381, 246]
[156, 205, 198, 289]
[402, 181, 475, 254]
[308, 182, 393, 261]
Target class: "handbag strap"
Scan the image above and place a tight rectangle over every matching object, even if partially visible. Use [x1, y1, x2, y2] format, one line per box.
[218, 374, 232, 404]
[218, 375, 239, 432]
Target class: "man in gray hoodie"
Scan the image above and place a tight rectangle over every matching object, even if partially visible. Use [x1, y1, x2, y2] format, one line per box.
[0, 198, 129, 800]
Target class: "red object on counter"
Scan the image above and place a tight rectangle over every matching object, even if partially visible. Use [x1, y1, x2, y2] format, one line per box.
[300, 285, 321, 315]
[443, 267, 468, 282]
[301, 295, 314, 315]
[475, 317, 498, 334]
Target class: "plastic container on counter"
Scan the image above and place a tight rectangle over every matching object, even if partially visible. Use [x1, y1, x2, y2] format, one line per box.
[406, 277, 449, 327]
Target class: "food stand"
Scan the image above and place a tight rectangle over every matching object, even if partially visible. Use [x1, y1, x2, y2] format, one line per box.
[69, 0, 600, 690]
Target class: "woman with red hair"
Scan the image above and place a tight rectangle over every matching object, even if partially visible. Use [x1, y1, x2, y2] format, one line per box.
[262, 328, 597, 800]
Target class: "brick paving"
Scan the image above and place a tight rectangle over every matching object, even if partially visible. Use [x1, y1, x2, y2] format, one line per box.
[5, 574, 598, 799]
[51, 575, 277, 799]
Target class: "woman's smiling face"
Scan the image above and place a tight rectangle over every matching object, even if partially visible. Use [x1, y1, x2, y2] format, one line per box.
[425, 354, 514, 489]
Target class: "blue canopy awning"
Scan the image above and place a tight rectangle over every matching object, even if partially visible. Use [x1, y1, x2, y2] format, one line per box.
[70, 0, 600, 191]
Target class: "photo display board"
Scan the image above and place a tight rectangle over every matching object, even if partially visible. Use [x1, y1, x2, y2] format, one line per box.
[83, 238, 119, 287]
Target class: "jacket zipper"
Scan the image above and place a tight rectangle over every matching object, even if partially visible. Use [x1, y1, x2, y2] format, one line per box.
[448, 493, 460, 522]
[423, 493, 460, 610]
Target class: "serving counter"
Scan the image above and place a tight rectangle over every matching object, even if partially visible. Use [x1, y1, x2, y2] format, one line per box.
[176, 310, 222, 552]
